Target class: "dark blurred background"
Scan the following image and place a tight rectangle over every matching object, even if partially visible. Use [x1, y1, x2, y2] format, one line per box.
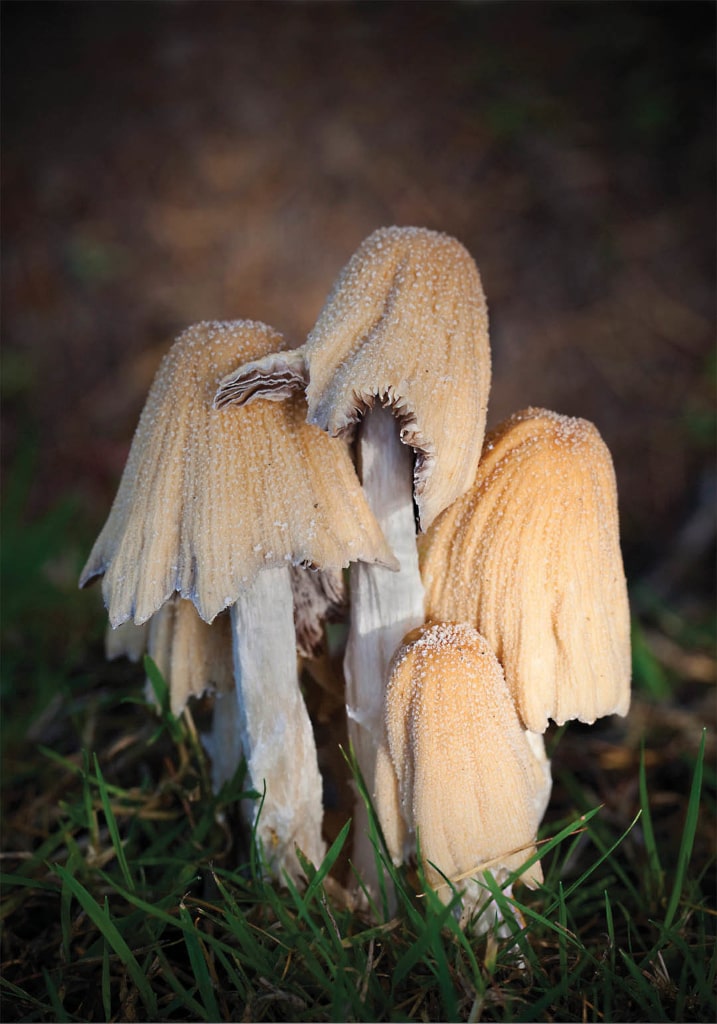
[2, 0, 715, 603]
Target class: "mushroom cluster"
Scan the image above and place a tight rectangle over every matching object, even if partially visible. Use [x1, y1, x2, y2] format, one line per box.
[82, 227, 631, 928]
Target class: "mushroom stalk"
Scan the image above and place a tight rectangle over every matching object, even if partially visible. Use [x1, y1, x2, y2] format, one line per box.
[344, 405, 425, 889]
[230, 567, 326, 879]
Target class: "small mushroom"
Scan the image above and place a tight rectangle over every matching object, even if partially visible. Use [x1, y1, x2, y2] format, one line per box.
[104, 598, 241, 791]
[104, 618, 149, 665]
[216, 227, 491, 889]
[147, 599, 233, 712]
[379, 621, 549, 930]
[80, 319, 395, 879]
[419, 407, 631, 733]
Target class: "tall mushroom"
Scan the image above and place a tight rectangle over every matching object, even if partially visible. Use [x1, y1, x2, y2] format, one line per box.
[80, 319, 396, 879]
[105, 571, 345, 791]
[216, 227, 491, 888]
[380, 621, 549, 931]
[419, 407, 631, 734]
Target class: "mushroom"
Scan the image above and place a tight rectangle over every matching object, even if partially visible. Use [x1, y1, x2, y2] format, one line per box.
[143, 598, 233, 717]
[379, 621, 549, 931]
[104, 617, 149, 665]
[419, 407, 631, 734]
[103, 597, 244, 790]
[80, 319, 396, 879]
[215, 227, 491, 889]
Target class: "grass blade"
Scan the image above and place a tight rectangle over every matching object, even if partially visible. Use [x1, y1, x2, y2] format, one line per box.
[302, 818, 352, 903]
[93, 754, 135, 892]
[41, 968, 70, 1022]
[638, 739, 664, 899]
[101, 898, 112, 1022]
[663, 729, 706, 931]
[52, 864, 158, 1020]
[179, 905, 221, 1021]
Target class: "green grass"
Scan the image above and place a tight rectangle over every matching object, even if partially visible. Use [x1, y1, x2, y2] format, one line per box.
[1, 675, 714, 1022]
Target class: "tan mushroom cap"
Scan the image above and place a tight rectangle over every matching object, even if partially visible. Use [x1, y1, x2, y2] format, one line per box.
[147, 597, 234, 716]
[419, 408, 631, 733]
[80, 319, 397, 627]
[104, 598, 233, 716]
[304, 226, 491, 530]
[385, 621, 546, 894]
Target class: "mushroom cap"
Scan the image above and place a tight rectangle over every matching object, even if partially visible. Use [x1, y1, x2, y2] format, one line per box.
[80, 319, 397, 626]
[147, 597, 234, 716]
[304, 226, 491, 530]
[105, 618, 148, 664]
[419, 407, 632, 732]
[104, 598, 233, 716]
[384, 621, 547, 894]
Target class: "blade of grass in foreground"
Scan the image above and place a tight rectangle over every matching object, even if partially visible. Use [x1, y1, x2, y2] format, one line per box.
[301, 818, 352, 902]
[52, 864, 158, 1021]
[663, 728, 706, 932]
[179, 904, 221, 1022]
[41, 968, 70, 1023]
[544, 809, 642, 915]
[0, 977, 82, 1022]
[93, 754, 135, 892]
[101, 909, 112, 1024]
[153, 944, 209, 1018]
[639, 738, 664, 903]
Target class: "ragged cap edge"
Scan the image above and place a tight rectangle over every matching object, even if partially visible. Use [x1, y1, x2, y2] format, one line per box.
[104, 619, 149, 663]
[303, 226, 491, 530]
[147, 598, 234, 716]
[419, 407, 632, 733]
[214, 346, 308, 409]
[80, 319, 398, 628]
[78, 318, 287, 600]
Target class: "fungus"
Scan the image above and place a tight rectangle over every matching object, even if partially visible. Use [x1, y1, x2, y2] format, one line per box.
[216, 227, 491, 888]
[419, 407, 631, 734]
[103, 598, 243, 790]
[380, 621, 550, 930]
[80, 319, 395, 879]
[145, 598, 232, 712]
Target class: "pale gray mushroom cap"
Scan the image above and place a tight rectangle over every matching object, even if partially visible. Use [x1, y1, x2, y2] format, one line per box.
[419, 408, 632, 733]
[383, 621, 547, 896]
[304, 227, 491, 530]
[80, 319, 396, 627]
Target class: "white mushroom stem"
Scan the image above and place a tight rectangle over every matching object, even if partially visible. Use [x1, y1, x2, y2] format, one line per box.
[344, 405, 425, 891]
[230, 567, 326, 880]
